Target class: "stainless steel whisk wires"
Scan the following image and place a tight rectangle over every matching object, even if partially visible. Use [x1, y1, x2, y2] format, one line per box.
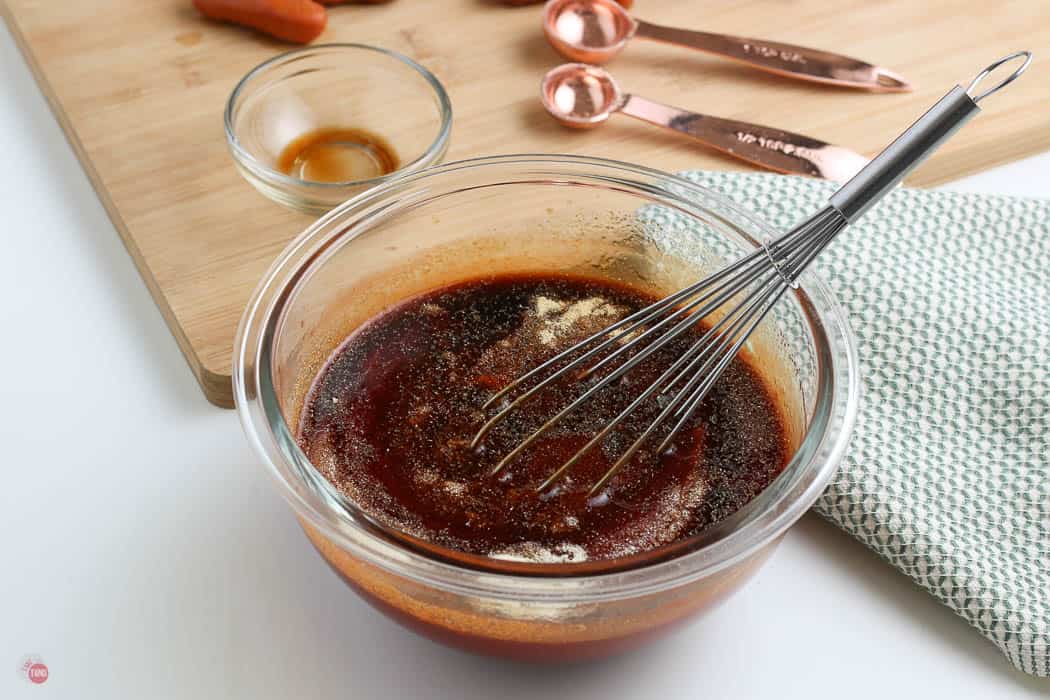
[472, 206, 847, 492]
[473, 51, 1033, 495]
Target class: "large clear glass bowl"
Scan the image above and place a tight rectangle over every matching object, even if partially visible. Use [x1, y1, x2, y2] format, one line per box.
[233, 155, 860, 661]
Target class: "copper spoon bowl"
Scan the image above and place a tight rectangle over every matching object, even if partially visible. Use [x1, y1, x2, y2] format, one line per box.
[541, 63, 870, 182]
[542, 0, 912, 92]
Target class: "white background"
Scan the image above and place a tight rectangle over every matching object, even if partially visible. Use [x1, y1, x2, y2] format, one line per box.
[2, 22, 1048, 699]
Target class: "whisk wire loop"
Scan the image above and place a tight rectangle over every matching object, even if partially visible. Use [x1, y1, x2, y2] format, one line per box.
[966, 51, 1032, 104]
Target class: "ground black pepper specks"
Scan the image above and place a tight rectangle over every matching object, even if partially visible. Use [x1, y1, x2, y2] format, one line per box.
[298, 273, 789, 563]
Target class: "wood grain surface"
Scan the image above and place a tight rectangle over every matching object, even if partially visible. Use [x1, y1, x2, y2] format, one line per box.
[3, 0, 1047, 407]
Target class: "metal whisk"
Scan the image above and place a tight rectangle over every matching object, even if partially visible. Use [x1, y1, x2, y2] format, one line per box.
[473, 51, 1032, 495]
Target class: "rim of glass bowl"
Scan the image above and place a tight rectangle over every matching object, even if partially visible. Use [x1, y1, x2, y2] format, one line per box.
[233, 154, 860, 602]
[224, 43, 453, 191]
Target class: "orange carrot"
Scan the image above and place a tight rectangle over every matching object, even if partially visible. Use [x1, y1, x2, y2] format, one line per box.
[192, 0, 327, 44]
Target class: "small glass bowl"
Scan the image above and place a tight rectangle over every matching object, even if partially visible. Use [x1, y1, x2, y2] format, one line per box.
[224, 44, 452, 215]
[234, 155, 860, 660]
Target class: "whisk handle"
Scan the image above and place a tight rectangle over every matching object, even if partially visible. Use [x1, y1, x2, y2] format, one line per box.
[829, 86, 978, 222]
[830, 50, 1033, 223]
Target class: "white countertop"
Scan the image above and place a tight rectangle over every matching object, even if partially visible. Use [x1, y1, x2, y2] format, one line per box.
[2, 23, 1048, 699]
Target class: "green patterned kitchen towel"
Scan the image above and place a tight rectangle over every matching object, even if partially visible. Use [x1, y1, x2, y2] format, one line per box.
[677, 171, 1049, 677]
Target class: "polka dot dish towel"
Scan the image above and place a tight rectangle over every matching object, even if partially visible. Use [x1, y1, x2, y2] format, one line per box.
[678, 171, 1049, 677]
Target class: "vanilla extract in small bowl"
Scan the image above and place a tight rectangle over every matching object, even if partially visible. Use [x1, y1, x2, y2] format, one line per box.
[224, 44, 452, 214]
[277, 127, 400, 183]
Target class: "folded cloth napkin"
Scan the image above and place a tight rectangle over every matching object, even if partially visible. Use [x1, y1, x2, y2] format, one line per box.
[674, 171, 1049, 677]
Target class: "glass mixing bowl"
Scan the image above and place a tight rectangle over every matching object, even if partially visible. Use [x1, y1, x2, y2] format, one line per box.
[234, 155, 859, 661]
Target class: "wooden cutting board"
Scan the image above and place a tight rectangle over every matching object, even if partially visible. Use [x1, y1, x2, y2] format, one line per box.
[3, 0, 1047, 407]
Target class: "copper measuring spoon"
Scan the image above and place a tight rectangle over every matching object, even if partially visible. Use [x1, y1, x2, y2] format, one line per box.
[541, 63, 870, 182]
[543, 0, 912, 92]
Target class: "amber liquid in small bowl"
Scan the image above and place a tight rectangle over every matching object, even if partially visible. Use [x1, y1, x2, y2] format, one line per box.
[277, 127, 400, 184]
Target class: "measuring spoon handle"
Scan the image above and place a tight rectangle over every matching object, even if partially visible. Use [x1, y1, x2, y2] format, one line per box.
[633, 20, 911, 92]
[619, 94, 870, 182]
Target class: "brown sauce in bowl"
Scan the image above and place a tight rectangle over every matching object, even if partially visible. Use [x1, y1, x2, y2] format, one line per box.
[298, 273, 789, 564]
